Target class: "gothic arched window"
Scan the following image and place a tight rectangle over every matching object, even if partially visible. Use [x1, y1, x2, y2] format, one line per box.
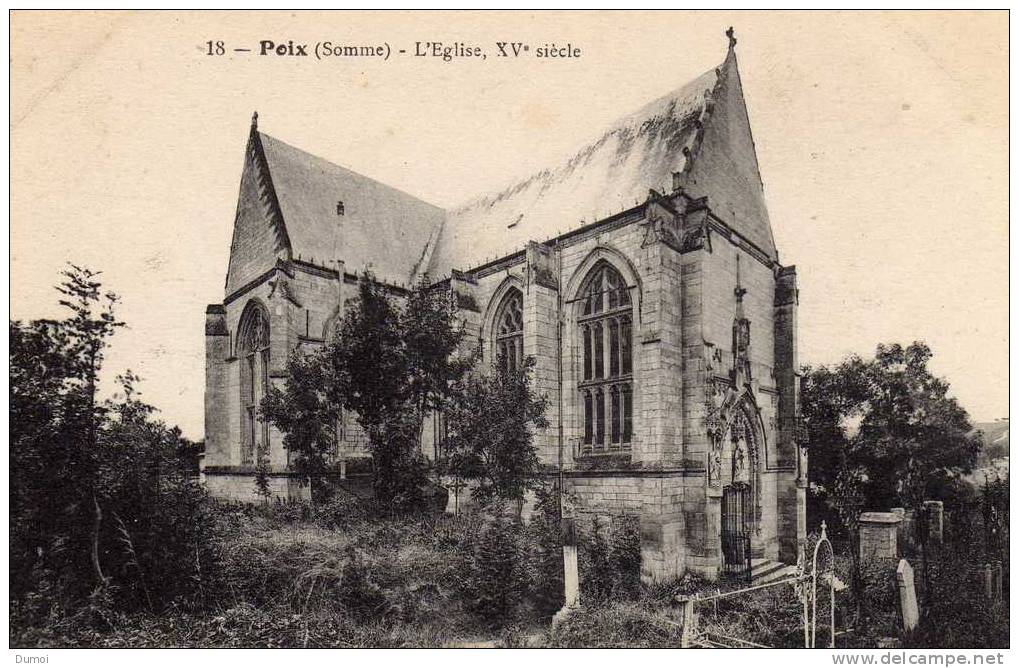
[578, 263, 633, 453]
[238, 302, 270, 465]
[494, 288, 524, 376]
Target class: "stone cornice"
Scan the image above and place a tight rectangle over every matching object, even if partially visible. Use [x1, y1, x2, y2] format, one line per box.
[436, 193, 784, 287]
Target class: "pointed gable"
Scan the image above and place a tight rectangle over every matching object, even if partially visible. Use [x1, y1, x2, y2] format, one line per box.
[224, 120, 445, 296]
[225, 127, 291, 295]
[678, 46, 775, 259]
[224, 35, 778, 295]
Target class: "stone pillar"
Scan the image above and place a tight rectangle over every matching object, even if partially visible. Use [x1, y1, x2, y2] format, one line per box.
[679, 596, 699, 648]
[891, 507, 911, 554]
[859, 511, 901, 560]
[204, 305, 230, 467]
[553, 517, 581, 628]
[923, 501, 944, 546]
[525, 242, 560, 465]
[896, 559, 919, 632]
[562, 517, 580, 607]
[774, 266, 803, 563]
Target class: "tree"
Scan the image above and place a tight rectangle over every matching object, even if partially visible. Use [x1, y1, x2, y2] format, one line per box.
[401, 276, 476, 432]
[10, 264, 124, 601]
[526, 486, 565, 617]
[11, 265, 217, 616]
[467, 505, 526, 623]
[259, 346, 339, 503]
[332, 274, 471, 511]
[802, 341, 982, 526]
[261, 272, 472, 513]
[97, 372, 220, 612]
[253, 453, 273, 503]
[442, 357, 550, 507]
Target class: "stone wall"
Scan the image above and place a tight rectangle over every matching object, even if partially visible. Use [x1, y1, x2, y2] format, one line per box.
[205, 258, 378, 495]
[206, 189, 804, 580]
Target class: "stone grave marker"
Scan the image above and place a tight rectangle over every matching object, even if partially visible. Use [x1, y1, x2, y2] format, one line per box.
[896, 559, 919, 632]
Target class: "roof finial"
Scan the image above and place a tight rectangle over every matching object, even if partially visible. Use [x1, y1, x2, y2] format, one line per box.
[726, 26, 737, 51]
[251, 111, 259, 130]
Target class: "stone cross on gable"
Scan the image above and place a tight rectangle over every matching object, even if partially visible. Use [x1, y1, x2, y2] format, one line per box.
[726, 27, 737, 50]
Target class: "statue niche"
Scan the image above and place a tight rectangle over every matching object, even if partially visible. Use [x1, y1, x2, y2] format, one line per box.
[707, 394, 764, 535]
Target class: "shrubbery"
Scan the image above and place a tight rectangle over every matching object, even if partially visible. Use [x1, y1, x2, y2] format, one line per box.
[10, 267, 221, 631]
[578, 513, 642, 603]
[545, 600, 679, 648]
[524, 488, 565, 617]
[465, 507, 527, 623]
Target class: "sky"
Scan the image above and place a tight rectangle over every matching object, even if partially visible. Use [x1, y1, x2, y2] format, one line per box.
[10, 11, 1008, 439]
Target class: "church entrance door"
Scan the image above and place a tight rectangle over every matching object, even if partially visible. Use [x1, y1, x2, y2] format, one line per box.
[721, 481, 752, 582]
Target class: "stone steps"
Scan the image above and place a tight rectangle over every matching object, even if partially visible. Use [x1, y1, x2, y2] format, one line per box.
[750, 558, 798, 584]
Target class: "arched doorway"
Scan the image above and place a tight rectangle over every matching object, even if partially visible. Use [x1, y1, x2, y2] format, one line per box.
[718, 403, 763, 580]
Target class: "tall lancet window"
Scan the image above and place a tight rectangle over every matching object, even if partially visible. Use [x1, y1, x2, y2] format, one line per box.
[579, 263, 633, 453]
[239, 302, 271, 465]
[494, 289, 524, 376]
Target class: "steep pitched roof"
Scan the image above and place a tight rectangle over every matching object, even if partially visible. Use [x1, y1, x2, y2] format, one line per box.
[225, 126, 445, 294]
[224, 40, 776, 295]
[258, 133, 445, 286]
[426, 44, 775, 276]
[427, 68, 719, 277]
[677, 47, 775, 259]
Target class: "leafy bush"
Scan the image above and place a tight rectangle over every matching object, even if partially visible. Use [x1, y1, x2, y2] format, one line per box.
[465, 509, 527, 624]
[545, 601, 679, 648]
[909, 559, 1008, 648]
[610, 515, 641, 598]
[579, 515, 613, 602]
[314, 493, 370, 528]
[525, 488, 564, 617]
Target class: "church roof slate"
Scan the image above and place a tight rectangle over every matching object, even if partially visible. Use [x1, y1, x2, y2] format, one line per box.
[426, 67, 721, 277]
[233, 41, 775, 293]
[427, 45, 774, 274]
[257, 132, 445, 286]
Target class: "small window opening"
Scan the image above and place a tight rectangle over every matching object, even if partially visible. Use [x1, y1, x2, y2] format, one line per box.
[336, 201, 345, 216]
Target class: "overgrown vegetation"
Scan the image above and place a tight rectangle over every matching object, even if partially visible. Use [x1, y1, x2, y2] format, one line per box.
[11, 270, 1007, 649]
[802, 342, 982, 538]
[11, 265, 219, 629]
[441, 358, 550, 506]
[801, 342, 985, 616]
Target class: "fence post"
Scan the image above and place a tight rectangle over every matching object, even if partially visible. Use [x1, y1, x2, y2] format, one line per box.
[923, 501, 944, 547]
[679, 596, 698, 648]
[552, 516, 581, 628]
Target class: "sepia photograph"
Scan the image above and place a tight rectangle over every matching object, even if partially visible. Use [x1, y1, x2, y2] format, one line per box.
[8, 9, 1009, 654]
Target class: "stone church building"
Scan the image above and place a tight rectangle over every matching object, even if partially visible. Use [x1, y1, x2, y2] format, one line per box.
[204, 34, 806, 581]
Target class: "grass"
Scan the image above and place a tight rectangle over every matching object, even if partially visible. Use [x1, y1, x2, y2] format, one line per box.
[11, 500, 544, 648]
[12, 499, 1007, 648]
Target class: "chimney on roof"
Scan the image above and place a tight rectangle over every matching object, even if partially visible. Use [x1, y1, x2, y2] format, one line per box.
[726, 26, 737, 51]
[251, 111, 258, 131]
